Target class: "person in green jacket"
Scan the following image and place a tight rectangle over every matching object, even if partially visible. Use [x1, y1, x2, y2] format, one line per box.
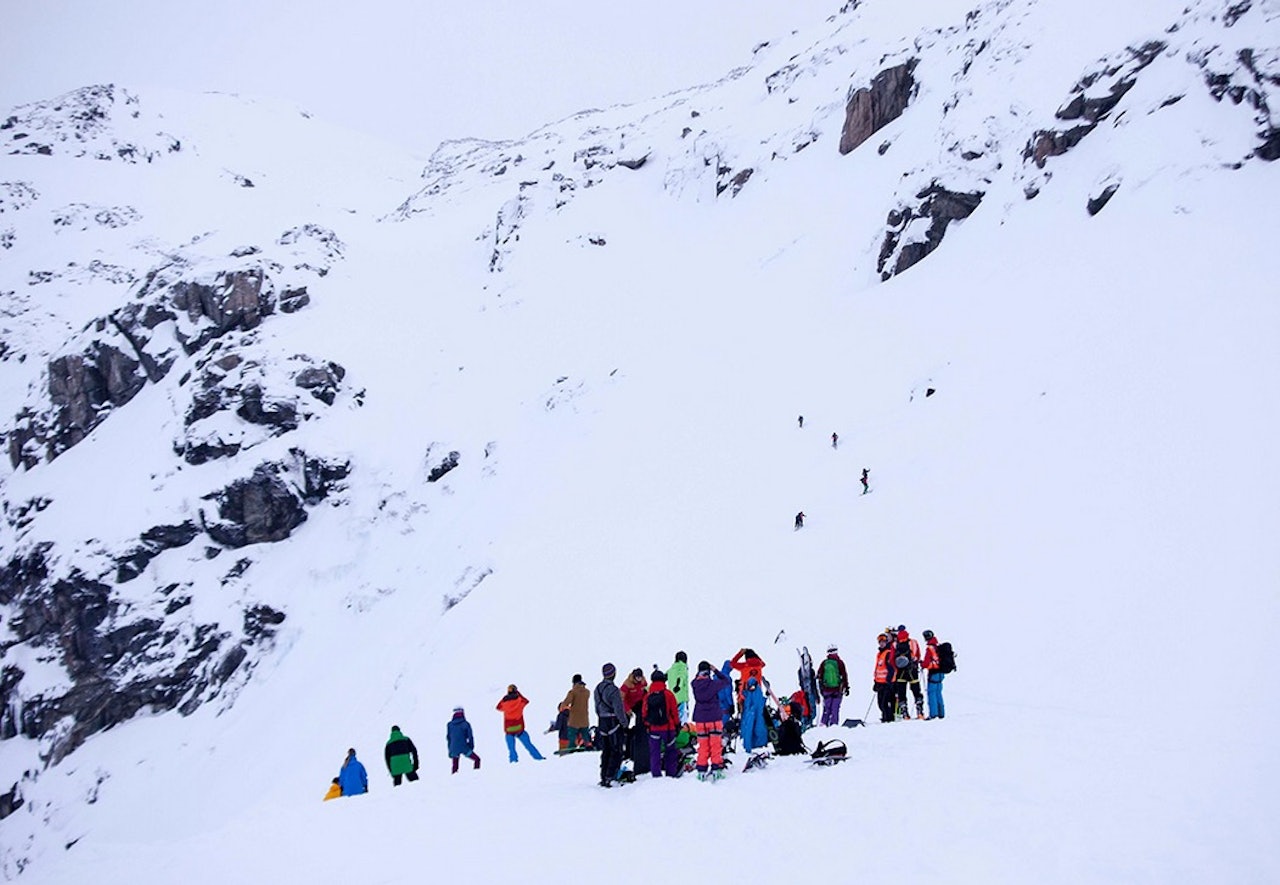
[385, 725, 420, 785]
[668, 651, 691, 724]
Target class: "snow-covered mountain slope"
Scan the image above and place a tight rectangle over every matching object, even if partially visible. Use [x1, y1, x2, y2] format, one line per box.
[1, 0, 1277, 881]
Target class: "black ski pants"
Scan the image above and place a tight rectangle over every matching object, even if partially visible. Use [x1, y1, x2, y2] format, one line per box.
[598, 717, 626, 783]
[391, 770, 419, 786]
[875, 683, 896, 722]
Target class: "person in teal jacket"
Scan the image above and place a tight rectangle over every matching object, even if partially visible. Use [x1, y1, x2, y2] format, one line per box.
[668, 651, 691, 724]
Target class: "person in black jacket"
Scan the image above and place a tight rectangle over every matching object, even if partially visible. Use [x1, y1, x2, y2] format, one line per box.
[385, 725, 419, 785]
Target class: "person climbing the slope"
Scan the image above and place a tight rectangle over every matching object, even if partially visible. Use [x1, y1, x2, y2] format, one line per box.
[385, 725, 420, 785]
[594, 663, 629, 787]
[447, 706, 482, 773]
[668, 651, 691, 724]
[818, 645, 850, 726]
[497, 685, 546, 762]
[338, 748, 368, 796]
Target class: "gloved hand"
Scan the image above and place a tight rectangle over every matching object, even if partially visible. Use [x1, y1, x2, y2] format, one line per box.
[872, 683, 878, 693]
[843, 688, 850, 697]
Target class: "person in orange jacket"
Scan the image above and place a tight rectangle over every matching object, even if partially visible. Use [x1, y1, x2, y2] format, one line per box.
[496, 684, 546, 762]
[873, 633, 896, 723]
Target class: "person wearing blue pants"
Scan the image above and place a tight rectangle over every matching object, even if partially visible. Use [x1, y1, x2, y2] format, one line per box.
[496, 685, 546, 761]
[922, 631, 946, 719]
[740, 676, 768, 752]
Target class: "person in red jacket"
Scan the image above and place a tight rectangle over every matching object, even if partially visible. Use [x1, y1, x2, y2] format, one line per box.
[892, 628, 925, 719]
[496, 684, 545, 762]
[644, 670, 681, 777]
[873, 633, 896, 723]
[921, 629, 946, 720]
[619, 667, 650, 772]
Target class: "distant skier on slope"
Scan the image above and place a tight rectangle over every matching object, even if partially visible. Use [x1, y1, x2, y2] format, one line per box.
[832, 432, 839, 449]
[798, 415, 804, 428]
[861, 468, 870, 494]
[795, 511, 805, 530]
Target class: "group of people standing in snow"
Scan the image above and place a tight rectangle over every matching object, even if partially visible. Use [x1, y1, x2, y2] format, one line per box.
[324, 628, 953, 798]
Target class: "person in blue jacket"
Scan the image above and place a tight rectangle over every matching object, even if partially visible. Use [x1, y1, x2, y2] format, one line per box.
[717, 659, 736, 728]
[447, 706, 482, 774]
[337, 748, 368, 796]
[740, 676, 768, 753]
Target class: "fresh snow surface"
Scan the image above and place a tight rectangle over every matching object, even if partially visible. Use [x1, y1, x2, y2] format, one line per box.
[1, 0, 1278, 882]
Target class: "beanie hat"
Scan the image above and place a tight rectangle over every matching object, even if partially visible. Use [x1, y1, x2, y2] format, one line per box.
[602, 662, 616, 678]
[897, 630, 909, 641]
[697, 660, 712, 673]
[651, 669, 666, 682]
[572, 674, 582, 684]
[452, 706, 464, 714]
[675, 651, 687, 663]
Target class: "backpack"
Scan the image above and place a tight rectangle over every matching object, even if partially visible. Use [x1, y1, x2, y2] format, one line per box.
[820, 658, 841, 689]
[645, 692, 670, 728]
[810, 739, 848, 766]
[894, 641, 919, 679]
[936, 641, 957, 674]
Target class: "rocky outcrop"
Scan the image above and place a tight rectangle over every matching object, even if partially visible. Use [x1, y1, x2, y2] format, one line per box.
[2, 85, 181, 163]
[171, 269, 274, 354]
[1024, 42, 1165, 170]
[839, 60, 919, 155]
[878, 182, 984, 280]
[202, 464, 307, 548]
[114, 521, 201, 583]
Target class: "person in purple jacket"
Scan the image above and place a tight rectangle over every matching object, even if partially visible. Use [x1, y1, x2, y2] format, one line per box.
[691, 660, 730, 780]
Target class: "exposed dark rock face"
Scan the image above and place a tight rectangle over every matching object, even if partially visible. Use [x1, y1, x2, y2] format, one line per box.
[878, 183, 984, 280]
[299, 453, 351, 504]
[0, 782, 22, 820]
[427, 451, 461, 483]
[839, 60, 919, 155]
[1024, 42, 1165, 169]
[715, 166, 754, 197]
[114, 521, 201, 583]
[294, 361, 345, 405]
[171, 269, 273, 354]
[1087, 183, 1121, 216]
[0, 557, 238, 764]
[203, 465, 307, 548]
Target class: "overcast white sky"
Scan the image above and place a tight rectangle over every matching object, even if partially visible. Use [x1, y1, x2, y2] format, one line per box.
[1, 0, 839, 152]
